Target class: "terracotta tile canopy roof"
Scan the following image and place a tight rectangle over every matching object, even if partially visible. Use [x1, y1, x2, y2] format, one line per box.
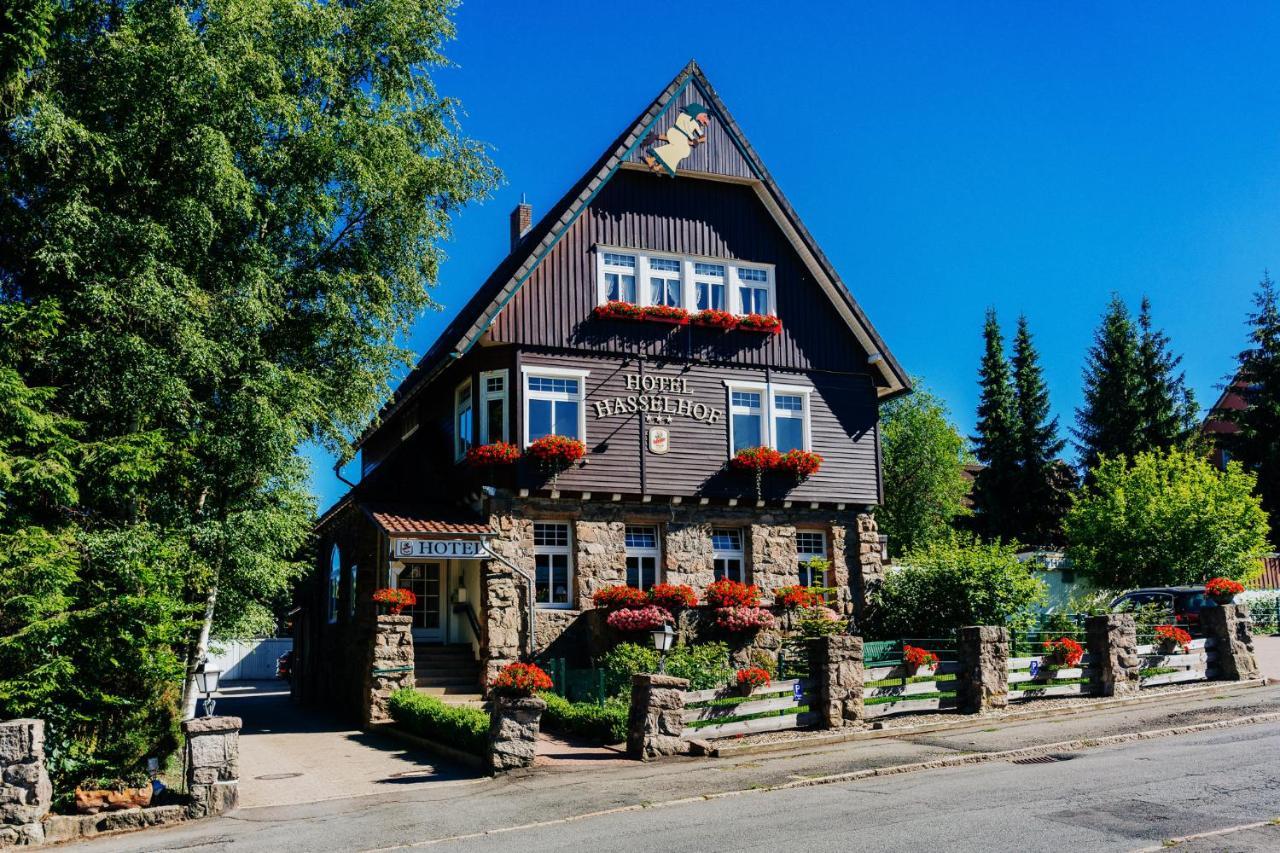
[362, 503, 491, 536]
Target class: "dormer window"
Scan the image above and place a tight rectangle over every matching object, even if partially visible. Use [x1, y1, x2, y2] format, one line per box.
[595, 247, 774, 316]
[602, 252, 637, 302]
[737, 267, 771, 315]
[649, 257, 682, 307]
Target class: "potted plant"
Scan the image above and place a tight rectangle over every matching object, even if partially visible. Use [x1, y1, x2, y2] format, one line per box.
[465, 441, 521, 467]
[489, 662, 554, 699]
[641, 304, 690, 325]
[735, 313, 783, 335]
[606, 605, 672, 633]
[902, 644, 939, 676]
[774, 585, 823, 609]
[372, 587, 416, 615]
[1155, 624, 1193, 655]
[1205, 576, 1244, 605]
[648, 583, 698, 610]
[713, 605, 775, 634]
[691, 308, 738, 330]
[777, 449, 822, 481]
[729, 445, 782, 500]
[1041, 636, 1084, 673]
[591, 300, 645, 322]
[74, 774, 153, 815]
[735, 666, 771, 695]
[526, 434, 586, 486]
[705, 578, 762, 609]
[591, 585, 649, 610]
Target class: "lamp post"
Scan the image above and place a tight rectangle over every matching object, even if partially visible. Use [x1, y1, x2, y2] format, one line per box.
[650, 623, 675, 674]
[194, 668, 222, 718]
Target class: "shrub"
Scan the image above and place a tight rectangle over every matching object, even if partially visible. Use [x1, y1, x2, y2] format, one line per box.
[705, 578, 761, 608]
[870, 535, 1047, 638]
[490, 662, 553, 698]
[538, 693, 629, 744]
[797, 606, 845, 638]
[736, 667, 770, 690]
[387, 689, 488, 756]
[606, 605, 671, 633]
[649, 583, 697, 609]
[592, 585, 649, 610]
[714, 606, 775, 633]
[1065, 449, 1270, 588]
[600, 641, 732, 695]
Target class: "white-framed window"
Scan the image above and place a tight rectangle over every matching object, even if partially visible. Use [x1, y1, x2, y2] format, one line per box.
[534, 522, 573, 608]
[724, 381, 813, 456]
[625, 525, 660, 591]
[594, 247, 774, 315]
[522, 366, 588, 447]
[479, 370, 508, 444]
[454, 379, 473, 460]
[796, 530, 827, 587]
[328, 545, 341, 624]
[712, 527, 745, 583]
[736, 266, 772, 315]
[600, 252, 637, 303]
[648, 257, 682, 307]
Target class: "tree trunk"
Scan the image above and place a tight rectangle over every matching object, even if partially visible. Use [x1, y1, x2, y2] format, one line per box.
[181, 583, 218, 720]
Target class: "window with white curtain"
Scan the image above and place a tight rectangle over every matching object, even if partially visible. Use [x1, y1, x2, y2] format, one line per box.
[694, 262, 727, 312]
[601, 252, 637, 303]
[625, 525, 660, 591]
[796, 530, 827, 587]
[648, 257, 682, 307]
[712, 528, 745, 583]
[595, 247, 774, 315]
[737, 266, 771, 314]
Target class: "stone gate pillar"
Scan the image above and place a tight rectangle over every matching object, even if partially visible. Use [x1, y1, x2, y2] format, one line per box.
[1086, 614, 1140, 697]
[807, 635, 864, 728]
[1201, 604, 1260, 681]
[183, 716, 241, 819]
[852, 513, 884, 624]
[364, 614, 415, 727]
[488, 697, 546, 774]
[956, 626, 1009, 713]
[626, 674, 690, 760]
[0, 719, 51, 846]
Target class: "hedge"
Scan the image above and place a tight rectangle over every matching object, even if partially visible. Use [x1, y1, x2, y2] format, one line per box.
[387, 689, 489, 756]
[539, 692, 629, 745]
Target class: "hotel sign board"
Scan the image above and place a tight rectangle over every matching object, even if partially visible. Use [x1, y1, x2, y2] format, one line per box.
[392, 539, 489, 559]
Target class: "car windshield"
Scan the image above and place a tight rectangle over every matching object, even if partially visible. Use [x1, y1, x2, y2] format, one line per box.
[1175, 592, 1212, 612]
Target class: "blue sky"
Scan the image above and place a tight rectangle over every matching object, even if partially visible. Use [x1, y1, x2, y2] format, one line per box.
[305, 1, 1280, 511]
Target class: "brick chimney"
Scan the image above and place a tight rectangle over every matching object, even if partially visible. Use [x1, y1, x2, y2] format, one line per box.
[509, 195, 532, 250]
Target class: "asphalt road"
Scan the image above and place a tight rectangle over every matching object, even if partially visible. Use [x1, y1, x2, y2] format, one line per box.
[433, 722, 1280, 853]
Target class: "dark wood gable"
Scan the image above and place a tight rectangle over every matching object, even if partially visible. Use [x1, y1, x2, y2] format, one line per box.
[622, 76, 757, 180]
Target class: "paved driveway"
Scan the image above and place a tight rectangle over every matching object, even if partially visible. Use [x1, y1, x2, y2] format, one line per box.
[1252, 634, 1280, 682]
[213, 681, 481, 808]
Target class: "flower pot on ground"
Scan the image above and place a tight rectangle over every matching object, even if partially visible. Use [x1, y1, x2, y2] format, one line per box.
[489, 662, 554, 699]
[74, 779, 153, 814]
[1041, 636, 1084, 673]
[1155, 624, 1192, 655]
[902, 644, 938, 676]
[373, 587, 417, 615]
[735, 666, 771, 695]
[1205, 577, 1244, 605]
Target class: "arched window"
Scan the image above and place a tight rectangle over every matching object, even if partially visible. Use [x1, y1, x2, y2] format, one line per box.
[328, 544, 341, 624]
[348, 562, 358, 617]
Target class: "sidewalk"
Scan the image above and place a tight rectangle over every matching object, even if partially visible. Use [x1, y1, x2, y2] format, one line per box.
[80, 681, 1280, 852]
[1252, 634, 1280, 682]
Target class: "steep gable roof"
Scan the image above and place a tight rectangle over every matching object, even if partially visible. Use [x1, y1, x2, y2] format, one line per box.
[354, 60, 909, 451]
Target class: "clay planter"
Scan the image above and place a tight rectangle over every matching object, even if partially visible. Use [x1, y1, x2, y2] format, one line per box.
[1211, 594, 1235, 605]
[74, 785, 152, 815]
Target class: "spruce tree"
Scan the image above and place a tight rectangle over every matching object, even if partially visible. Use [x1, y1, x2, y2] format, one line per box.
[1136, 296, 1198, 448]
[971, 309, 1020, 542]
[1010, 316, 1069, 546]
[1074, 295, 1145, 472]
[1226, 274, 1280, 547]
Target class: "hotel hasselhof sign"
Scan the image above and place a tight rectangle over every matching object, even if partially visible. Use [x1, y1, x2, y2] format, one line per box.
[591, 371, 723, 455]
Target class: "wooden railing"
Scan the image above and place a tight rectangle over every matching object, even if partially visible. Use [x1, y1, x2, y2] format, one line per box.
[862, 661, 962, 719]
[1007, 652, 1099, 701]
[1138, 637, 1216, 687]
[679, 678, 814, 740]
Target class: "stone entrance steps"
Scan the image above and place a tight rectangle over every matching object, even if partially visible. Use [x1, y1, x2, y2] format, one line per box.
[414, 644, 481, 707]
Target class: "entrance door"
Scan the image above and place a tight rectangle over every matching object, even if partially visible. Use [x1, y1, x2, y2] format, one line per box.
[398, 562, 443, 642]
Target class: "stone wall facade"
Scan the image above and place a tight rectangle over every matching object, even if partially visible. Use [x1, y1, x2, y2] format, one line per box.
[808, 635, 864, 728]
[956, 626, 1010, 713]
[363, 615, 415, 726]
[1086, 614, 1140, 697]
[488, 697, 545, 774]
[0, 719, 52, 847]
[1201, 604, 1260, 681]
[182, 716, 241, 819]
[626, 674, 691, 760]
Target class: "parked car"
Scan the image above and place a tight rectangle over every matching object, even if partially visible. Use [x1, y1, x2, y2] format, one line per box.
[276, 649, 293, 681]
[1110, 586, 1214, 634]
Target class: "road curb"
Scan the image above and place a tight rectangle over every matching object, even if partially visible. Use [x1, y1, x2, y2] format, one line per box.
[707, 678, 1268, 758]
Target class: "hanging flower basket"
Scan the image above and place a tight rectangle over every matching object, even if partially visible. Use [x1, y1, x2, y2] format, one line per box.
[465, 441, 521, 467]
[592, 300, 646, 321]
[1205, 577, 1244, 605]
[1041, 636, 1083, 672]
[705, 578, 762, 608]
[527, 434, 586, 466]
[592, 585, 649, 610]
[372, 587, 416, 615]
[490, 662, 553, 698]
[1155, 624, 1192, 654]
[691, 309, 738, 330]
[777, 449, 822, 480]
[736, 667, 771, 694]
[641, 304, 690, 325]
[902, 644, 939, 675]
[736, 313, 783, 335]
[649, 583, 698, 610]
[606, 605, 672, 633]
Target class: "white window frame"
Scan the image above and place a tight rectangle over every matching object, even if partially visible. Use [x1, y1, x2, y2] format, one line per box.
[796, 530, 827, 588]
[692, 260, 728, 313]
[594, 246, 775, 315]
[624, 525, 661, 591]
[723, 380, 813, 458]
[521, 366, 589, 448]
[479, 369, 509, 444]
[328, 545, 341, 624]
[533, 522, 574, 609]
[711, 527, 746, 583]
[454, 378, 473, 461]
[646, 256, 683, 308]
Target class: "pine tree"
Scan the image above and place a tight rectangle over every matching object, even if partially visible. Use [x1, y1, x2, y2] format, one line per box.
[1010, 316, 1069, 546]
[1226, 274, 1280, 547]
[971, 309, 1021, 542]
[1136, 296, 1198, 449]
[1074, 295, 1145, 472]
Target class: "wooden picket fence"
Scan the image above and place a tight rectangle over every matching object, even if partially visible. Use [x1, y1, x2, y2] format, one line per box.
[679, 678, 815, 739]
[861, 660, 962, 719]
[1007, 651, 1099, 701]
[1138, 637, 1215, 687]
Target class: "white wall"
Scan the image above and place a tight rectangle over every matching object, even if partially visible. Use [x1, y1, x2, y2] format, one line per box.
[206, 638, 292, 680]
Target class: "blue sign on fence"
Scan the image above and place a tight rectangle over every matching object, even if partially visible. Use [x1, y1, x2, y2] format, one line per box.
[1029, 660, 1040, 679]
[793, 681, 803, 700]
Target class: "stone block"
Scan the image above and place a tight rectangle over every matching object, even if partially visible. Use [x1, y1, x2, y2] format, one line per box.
[488, 696, 545, 774]
[627, 673, 691, 760]
[808, 634, 864, 728]
[1202, 604, 1260, 681]
[1086, 614, 1139, 697]
[956, 625, 1009, 713]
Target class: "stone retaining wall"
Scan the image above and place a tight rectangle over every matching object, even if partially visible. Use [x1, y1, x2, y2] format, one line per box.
[1202, 604, 1260, 680]
[956, 626, 1010, 713]
[1086, 614, 1140, 697]
[626, 674, 690, 760]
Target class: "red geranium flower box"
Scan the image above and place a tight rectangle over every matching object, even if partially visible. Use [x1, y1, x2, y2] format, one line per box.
[372, 587, 416, 615]
[490, 662, 553, 698]
[1041, 636, 1084, 669]
[641, 304, 690, 325]
[592, 585, 649, 610]
[592, 301, 646, 321]
[465, 441, 521, 467]
[1155, 624, 1193, 654]
[649, 583, 698, 609]
[774, 585, 823, 609]
[736, 313, 783, 335]
[729, 446, 783, 473]
[736, 667, 771, 692]
[777, 449, 822, 479]
[902, 644, 939, 674]
[691, 309, 738, 330]
[705, 578, 762, 608]
[1205, 577, 1244, 603]
[526, 435, 586, 466]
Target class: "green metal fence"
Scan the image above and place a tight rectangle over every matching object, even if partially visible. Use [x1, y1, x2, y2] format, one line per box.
[541, 657, 609, 705]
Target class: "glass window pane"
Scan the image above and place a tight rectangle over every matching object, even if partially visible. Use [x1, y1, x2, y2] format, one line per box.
[553, 400, 579, 439]
[696, 282, 709, 310]
[650, 257, 680, 272]
[711, 284, 726, 311]
[536, 554, 551, 603]
[666, 279, 681, 307]
[695, 262, 725, 277]
[625, 526, 658, 548]
[552, 554, 570, 603]
[603, 252, 636, 267]
[775, 417, 803, 452]
[485, 397, 504, 443]
[731, 391, 761, 409]
[732, 412, 761, 452]
[528, 398, 552, 441]
[621, 275, 636, 303]
[775, 395, 803, 412]
[534, 523, 568, 546]
[711, 528, 742, 551]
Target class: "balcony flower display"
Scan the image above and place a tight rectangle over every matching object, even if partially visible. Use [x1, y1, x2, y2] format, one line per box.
[1041, 636, 1084, 670]
[777, 449, 822, 480]
[713, 606, 775, 633]
[691, 308, 738, 329]
[649, 583, 698, 610]
[736, 313, 782, 334]
[1205, 576, 1244, 604]
[705, 578, 762, 608]
[902, 644, 939, 674]
[641, 304, 690, 324]
[774, 585, 824, 609]
[465, 441, 521, 467]
[592, 585, 649, 610]
[606, 605, 672, 633]
[736, 667, 771, 693]
[372, 587, 416, 615]
[1155, 624, 1193, 654]
[730, 445, 783, 499]
[592, 300, 646, 321]
[490, 662, 553, 698]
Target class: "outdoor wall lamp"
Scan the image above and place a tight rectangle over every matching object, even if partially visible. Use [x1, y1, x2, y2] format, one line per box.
[651, 623, 675, 674]
[194, 668, 222, 717]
